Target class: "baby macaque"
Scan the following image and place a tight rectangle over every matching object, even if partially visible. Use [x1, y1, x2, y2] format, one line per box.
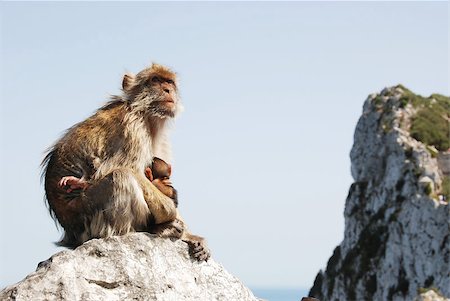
[145, 157, 178, 207]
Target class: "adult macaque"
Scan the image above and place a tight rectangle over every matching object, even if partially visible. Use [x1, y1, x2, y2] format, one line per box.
[42, 63, 209, 261]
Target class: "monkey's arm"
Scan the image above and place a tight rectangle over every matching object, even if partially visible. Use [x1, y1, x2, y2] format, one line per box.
[144, 165, 178, 206]
[152, 179, 178, 207]
[149, 211, 210, 261]
[137, 172, 209, 261]
[135, 172, 178, 224]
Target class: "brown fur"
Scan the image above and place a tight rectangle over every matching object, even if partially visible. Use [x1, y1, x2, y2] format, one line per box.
[42, 63, 210, 261]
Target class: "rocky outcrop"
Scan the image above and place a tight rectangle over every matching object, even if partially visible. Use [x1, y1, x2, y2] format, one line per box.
[415, 290, 450, 301]
[309, 86, 449, 301]
[0, 233, 260, 301]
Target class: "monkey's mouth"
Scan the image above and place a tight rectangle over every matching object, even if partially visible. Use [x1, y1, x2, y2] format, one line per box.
[160, 98, 175, 106]
[149, 98, 176, 117]
[155, 97, 174, 104]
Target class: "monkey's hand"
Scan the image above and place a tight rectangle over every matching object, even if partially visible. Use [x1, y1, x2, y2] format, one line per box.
[152, 179, 178, 206]
[58, 176, 89, 193]
[152, 219, 184, 239]
[183, 234, 211, 262]
[160, 178, 172, 186]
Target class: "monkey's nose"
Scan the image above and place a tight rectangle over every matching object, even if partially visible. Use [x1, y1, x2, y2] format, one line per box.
[163, 88, 170, 94]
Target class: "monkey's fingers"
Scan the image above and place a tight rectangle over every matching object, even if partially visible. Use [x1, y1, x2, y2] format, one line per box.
[59, 176, 79, 186]
[58, 177, 70, 187]
[58, 176, 88, 192]
[161, 179, 172, 186]
[184, 239, 211, 262]
[195, 242, 211, 261]
[192, 245, 211, 262]
[67, 184, 85, 193]
[195, 249, 210, 262]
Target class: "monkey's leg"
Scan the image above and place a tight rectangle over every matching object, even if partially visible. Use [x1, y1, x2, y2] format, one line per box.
[55, 171, 178, 247]
[134, 172, 178, 224]
[140, 174, 209, 261]
[147, 211, 210, 261]
[75, 169, 160, 244]
[150, 218, 185, 239]
[138, 177, 208, 261]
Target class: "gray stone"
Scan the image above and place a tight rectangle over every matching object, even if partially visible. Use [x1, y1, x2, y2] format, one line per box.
[415, 290, 450, 301]
[437, 151, 450, 175]
[0, 233, 260, 301]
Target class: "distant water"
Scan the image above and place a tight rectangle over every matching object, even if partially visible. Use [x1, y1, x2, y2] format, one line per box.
[251, 288, 309, 301]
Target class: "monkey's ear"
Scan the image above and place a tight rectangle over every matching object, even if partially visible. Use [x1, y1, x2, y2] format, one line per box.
[122, 73, 136, 91]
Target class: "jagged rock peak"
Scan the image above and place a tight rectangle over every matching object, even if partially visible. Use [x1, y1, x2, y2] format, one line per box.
[0, 233, 260, 301]
[309, 86, 449, 301]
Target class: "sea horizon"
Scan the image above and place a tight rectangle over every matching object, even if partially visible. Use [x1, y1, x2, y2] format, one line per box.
[251, 287, 310, 301]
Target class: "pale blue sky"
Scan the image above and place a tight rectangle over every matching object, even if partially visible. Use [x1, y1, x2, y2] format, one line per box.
[0, 1, 448, 290]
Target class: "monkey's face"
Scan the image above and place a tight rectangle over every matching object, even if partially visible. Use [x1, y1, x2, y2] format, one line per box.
[123, 64, 182, 118]
[146, 75, 178, 117]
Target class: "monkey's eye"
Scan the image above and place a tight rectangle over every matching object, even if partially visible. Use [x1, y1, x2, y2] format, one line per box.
[166, 79, 175, 85]
[151, 76, 162, 83]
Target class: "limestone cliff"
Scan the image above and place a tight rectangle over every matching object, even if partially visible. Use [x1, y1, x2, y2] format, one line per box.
[0, 233, 260, 301]
[309, 86, 449, 301]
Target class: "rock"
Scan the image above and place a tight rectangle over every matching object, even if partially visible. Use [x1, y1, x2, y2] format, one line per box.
[415, 290, 450, 301]
[309, 86, 450, 301]
[437, 151, 450, 175]
[0, 233, 260, 301]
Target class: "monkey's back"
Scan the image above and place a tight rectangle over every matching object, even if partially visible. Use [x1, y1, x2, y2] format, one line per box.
[42, 101, 133, 234]
[44, 102, 129, 179]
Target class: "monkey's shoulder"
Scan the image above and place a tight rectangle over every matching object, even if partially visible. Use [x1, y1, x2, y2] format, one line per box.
[56, 104, 127, 149]
[82, 103, 128, 133]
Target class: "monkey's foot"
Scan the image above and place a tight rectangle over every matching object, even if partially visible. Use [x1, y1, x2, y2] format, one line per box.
[153, 219, 184, 239]
[58, 176, 89, 193]
[184, 236, 211, 262]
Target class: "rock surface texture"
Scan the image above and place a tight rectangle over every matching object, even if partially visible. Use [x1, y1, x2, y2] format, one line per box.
[309, 86, 449, 301]
[0, 233, 260, 301]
